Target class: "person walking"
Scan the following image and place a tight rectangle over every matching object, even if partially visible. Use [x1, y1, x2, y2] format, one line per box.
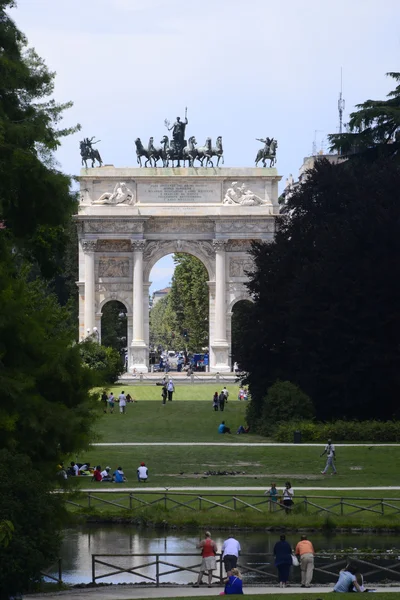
[167, 377, 175, 401]
[221, 535, 241, 576]
[222, 386, 229, 403]
[282, 481, 294, 513]
[119, 390, 127, 414]
[273, 534, 292, 588]
[212, 391, 219, 411]
[193, 531, 218, 588]
[101, 390, 108, 413]
[295, 534, 315, 588]
[320, 438, 337, 474]
[161, 383, 167, 405]
[218, 390, 226, 411]
[108, 392, 115, 414]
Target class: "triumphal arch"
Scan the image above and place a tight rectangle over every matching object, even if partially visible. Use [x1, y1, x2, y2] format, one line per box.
[76, 166, 280, 372]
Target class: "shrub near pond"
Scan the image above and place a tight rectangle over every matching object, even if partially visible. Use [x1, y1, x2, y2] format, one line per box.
[274, 419, 400, 442]
[257, 380, 315, 435]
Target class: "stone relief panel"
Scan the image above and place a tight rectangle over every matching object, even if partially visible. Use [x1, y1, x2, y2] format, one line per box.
[98, 258, 130, 278]
[229, 258, 254, 277]
[97, 240, 132, 252]
[97, 283, 132, 292]
[215, 220, 274, 233]
[92, 182, 135, 206]
[85, 220, 144, 233]
[226, 239, 254, 252]
[145, 218, 214, 234]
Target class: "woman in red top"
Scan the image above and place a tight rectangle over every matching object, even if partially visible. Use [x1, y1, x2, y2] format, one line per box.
[93, 466, 102, 482]
[193, 531, 218, 588]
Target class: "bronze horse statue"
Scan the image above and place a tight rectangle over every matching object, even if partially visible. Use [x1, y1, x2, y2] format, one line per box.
[135, 138, 152, 167]
[80, 138, 103, 168]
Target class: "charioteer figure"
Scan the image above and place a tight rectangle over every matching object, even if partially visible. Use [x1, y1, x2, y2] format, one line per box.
[165, 108, 188, 166]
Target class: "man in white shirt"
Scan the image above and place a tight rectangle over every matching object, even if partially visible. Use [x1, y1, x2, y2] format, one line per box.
[222, 387, 229, 403]
[221, 535, 241, 576]
[137, 462, 148, 482]
[167, 378, 175, 401]
[320, 438, 337, 474]
[119, 391, 127, 414]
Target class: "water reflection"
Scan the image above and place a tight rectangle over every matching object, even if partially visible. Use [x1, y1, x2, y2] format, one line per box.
[48, 525, 400, 585]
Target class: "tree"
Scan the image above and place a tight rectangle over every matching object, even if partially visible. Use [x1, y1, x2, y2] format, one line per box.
[100, 300, 127, 354]
[329, 72, 400, 160]
[237, 158, 400, 424]
[79, 338, 124, 384]
[149, 295, 180, 351]
[0, 0, 80, 277]
[169, 254, 209, 352]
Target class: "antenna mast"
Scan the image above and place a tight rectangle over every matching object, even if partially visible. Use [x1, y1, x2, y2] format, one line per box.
[338, 67, 345, 134]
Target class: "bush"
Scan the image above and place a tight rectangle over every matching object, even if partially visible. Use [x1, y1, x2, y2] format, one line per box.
[274, 419, 400, 442]
[257, 380, 314, 434]
[79, 339, 124, 384]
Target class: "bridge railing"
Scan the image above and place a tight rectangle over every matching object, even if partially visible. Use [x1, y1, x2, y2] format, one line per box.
[65, 490, 400, 517]
[90, 552, 400, 586]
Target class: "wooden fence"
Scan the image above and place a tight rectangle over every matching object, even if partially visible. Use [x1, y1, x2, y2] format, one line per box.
[65, 490, 400, 516]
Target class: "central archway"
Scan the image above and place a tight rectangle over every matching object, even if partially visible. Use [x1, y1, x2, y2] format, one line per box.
[145, 243, 213, 371]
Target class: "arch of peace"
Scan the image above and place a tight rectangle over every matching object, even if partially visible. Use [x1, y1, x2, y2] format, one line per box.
[76, 167, 280, 372]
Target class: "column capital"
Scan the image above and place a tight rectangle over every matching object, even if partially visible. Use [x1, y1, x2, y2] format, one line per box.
[212, 239, 227, 252]
[82, 240, 97, 253]
[131, 240, 146, 252]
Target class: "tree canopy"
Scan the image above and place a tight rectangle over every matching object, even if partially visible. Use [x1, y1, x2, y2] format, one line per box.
[236, 157, 400, 424]
[329, 72, 400, 160]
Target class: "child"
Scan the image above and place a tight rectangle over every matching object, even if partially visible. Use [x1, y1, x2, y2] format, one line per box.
[223, 568, 243, 595]
[113, 466, 127, 483]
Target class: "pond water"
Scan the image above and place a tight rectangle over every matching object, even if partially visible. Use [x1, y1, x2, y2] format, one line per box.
[47, 526, 400, 585]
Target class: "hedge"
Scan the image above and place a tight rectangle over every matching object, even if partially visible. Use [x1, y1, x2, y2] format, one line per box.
[274, 420, 400, 442]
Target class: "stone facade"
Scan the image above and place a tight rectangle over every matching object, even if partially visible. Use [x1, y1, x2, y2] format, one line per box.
[76, 167, 280, 372]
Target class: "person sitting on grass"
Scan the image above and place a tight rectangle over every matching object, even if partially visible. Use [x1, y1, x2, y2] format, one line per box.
[92, 465, 102, 482]
[113, 466, 127, 483]
[100, 466, 112, 482]
[137, 462, 148, 482]
[218, 421, 231, 434]
[333, 563, 362, 593]
[236, 424, 250, 434]
[78, 462, 92, 476]
[223, 568, 243, 595]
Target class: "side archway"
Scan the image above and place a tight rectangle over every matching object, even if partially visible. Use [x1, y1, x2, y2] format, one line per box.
[100, 300, 129, 366]
[229, 298, 254, 370]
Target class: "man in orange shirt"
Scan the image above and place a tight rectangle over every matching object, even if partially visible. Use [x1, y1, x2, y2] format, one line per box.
[295, 534, 315, 588]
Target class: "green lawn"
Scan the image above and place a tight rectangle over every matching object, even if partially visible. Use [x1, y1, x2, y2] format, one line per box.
[107, 383, 242, 401]
[95, 395, 264, 442]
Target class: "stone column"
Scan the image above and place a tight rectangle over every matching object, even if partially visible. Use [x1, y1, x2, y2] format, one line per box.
[82, 240, 97, 336]
[130, 240, 148, 372]
[211, 240, 230, 372]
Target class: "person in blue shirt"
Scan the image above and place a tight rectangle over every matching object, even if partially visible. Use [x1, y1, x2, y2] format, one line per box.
[218, 421, 231, 434]
[333, 563, 362, 592]
[273, 534, 292, 588]
[113, 467, 127, 483]
[224, 568, 243, 594]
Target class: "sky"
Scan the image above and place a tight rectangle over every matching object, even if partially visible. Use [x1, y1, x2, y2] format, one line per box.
[10, 0, 400, 293]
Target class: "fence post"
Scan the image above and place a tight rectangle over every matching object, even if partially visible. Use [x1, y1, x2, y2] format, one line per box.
[233, 496, 237, 510]
[88, 492, 91, 508]
[219, 554, 223, 582]
[199, 496, 202, 510]
[92, 555, 96, 584]
[304, 496, 308, 513]
[58, 558, 62, 584]
[381, 499, 384, 515]
[340, 498, 343, 516]
[164, 492, 167, 510]
[129, 493, 133, 510]
[156, 554, 160, 587]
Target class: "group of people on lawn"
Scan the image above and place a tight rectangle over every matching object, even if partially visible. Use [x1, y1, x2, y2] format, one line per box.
[60, 461, 148, 483]
[101, 390, 135, 414]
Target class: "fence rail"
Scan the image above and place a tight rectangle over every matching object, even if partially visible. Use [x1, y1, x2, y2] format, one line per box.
[91, 552, 400, 586]
[65, 491, 400, 516]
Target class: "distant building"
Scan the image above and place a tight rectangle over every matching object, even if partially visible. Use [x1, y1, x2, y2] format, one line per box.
[151, 287, 171, 307]
[280, 151, 342, 213]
